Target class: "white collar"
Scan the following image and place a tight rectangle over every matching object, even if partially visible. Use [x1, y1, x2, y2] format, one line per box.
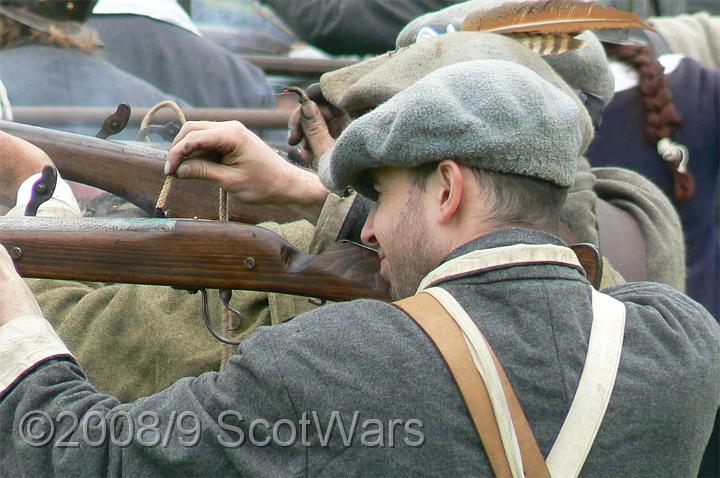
[611, 53, 685, 93]
[93, 0, 201, 36]
[417, 243, 582, 292]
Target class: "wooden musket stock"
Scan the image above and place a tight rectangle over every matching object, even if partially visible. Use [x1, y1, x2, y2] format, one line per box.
[0, 217, 389, 302]
[0, 120, 301, 224]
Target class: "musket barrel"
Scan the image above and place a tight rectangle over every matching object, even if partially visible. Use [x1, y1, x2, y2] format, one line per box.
[9, 107, 293, 129]
[239, 55, 358, 76]
[0, 120, 167, 159]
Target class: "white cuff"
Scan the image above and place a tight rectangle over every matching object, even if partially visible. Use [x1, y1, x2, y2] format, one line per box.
[0, 315, 73, 395]
[6, 173, 81, 218]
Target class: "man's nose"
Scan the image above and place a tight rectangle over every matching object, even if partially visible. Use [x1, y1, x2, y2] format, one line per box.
[360, 208, 378, 248]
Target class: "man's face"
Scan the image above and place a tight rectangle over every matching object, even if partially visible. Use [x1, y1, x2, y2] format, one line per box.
[360, 167, 439, 300]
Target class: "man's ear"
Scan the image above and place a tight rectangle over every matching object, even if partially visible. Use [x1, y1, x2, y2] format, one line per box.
[433, 160, 464, 225]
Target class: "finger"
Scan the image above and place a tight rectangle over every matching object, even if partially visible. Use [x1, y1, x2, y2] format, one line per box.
[287, 108, 303, 146]
[165, 126, 243, 175]
[288, 103, 339, 146]
[170, 120, 233, 148]
[173, 158, 236, 188]
[300, 102, 335, 158]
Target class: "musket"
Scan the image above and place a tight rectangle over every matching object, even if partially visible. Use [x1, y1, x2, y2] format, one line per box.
[10, 107, 292, 129]
[0, 216, 389, 302]
[239, 55, 358, 77]
[0, 120, 302, 224]
[0, 215, 601, 297]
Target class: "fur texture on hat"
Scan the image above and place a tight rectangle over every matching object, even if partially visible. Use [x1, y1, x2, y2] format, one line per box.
[319, 60, 584, 199]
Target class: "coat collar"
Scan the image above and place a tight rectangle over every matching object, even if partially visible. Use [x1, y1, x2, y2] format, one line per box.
[419, 228, 584, 291]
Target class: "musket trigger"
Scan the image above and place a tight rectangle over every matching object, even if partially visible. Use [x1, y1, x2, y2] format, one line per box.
[199, 289, 243, 345]
[219, 289, 244, 321]
[25, 165, 58, 216]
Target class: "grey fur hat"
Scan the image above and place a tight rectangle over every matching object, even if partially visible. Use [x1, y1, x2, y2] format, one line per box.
[319, 61, 585, 199]
[394, 0, 614, 106]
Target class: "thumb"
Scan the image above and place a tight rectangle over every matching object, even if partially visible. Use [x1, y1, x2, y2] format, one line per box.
[300, 101, 335, 159]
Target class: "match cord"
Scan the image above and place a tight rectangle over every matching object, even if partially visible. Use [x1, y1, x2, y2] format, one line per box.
[657, 137, 689, 173]
[219, 189, 233, 370]
[142, 100, 236, 368]
[140, 100, 187, 214]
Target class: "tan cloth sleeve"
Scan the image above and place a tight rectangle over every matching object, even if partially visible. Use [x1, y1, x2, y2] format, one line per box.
[20, 192, 355, 400]
[650, 13, 720, 69]
[599, 258, 626, 290]
[0, 315, 72, 395]
[308, 191, 357, 255]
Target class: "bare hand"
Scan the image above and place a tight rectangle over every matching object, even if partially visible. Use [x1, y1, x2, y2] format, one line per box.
[165, 121, 329, 222]
[0, 245, 43, 326]
[287, 84, 349, 167]
[0, 130, 53, 206]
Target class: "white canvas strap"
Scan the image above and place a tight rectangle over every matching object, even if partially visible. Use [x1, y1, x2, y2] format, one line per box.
[545, 288, 626, 477]
[424, 286, 526, 478]
[418, 244, 626, 478]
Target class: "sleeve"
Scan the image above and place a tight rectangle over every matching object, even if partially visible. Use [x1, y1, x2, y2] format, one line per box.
[0, 315, 72, 393]
[27, 280, 233, 402]
[0, 323, 302, 476]
[650, 13, 720, 69]
[307, 191, 369, 254]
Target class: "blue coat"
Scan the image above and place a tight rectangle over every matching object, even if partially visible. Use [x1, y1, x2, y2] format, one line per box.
[587, 57, 720, 321]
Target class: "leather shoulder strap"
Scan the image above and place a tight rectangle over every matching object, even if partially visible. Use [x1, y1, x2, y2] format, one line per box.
[394, 293, 549, 478]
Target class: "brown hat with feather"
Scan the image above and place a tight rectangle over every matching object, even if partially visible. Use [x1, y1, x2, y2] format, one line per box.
[320, 0, 653, 129]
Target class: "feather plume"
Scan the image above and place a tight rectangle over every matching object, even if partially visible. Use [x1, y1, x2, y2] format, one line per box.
[462, 0, 655, 35]
[510, 32, 585, 55]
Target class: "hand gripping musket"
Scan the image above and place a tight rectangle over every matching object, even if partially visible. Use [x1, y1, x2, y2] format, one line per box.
[0, 120, 301, 224]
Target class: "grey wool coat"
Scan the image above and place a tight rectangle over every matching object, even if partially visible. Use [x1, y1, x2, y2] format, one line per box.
[1, 229, 718, 476]
[88, 14, 275, 109]
[0, 44, 182, 139]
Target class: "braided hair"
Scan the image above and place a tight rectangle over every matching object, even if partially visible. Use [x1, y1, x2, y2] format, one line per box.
[604, 43, 695, 204]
